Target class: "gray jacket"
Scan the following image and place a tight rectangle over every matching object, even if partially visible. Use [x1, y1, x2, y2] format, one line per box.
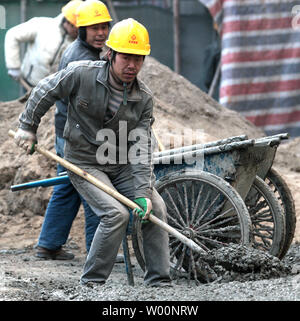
[19, 60, 155, 199]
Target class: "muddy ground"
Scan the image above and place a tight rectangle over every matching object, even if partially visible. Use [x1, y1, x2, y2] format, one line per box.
[0, 243, 300, 302]
[1, 57, 300, 303]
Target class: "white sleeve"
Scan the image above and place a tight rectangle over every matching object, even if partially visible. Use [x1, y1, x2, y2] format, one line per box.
[4, 17, 39, 69]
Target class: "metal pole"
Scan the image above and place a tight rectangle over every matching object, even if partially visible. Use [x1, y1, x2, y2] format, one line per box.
[208, 59, 221, 97]
[20, 0, 26, 23]
[208, 22, 221, 97]
[19, 0, 27, 96]
[105, 0, 119, 23]
[173, 0, 180, 73]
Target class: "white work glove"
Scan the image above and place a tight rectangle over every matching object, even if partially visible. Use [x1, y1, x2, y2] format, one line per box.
[8, 68, 21, 81]
[14, 128, 37, 155]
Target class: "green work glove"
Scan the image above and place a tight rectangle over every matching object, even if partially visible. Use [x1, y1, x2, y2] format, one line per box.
[133, 197, 152, 223]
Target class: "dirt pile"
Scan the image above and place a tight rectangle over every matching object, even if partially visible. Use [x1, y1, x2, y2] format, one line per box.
[140, 57, 265, 148]
[0, 99, 57, 248]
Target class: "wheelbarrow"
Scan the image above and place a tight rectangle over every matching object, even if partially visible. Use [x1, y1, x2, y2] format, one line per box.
[9, 131, 295, 283]
[131, 133, 295, 278]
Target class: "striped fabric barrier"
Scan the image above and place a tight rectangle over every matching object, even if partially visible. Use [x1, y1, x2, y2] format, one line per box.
[199, 0, 300, 137]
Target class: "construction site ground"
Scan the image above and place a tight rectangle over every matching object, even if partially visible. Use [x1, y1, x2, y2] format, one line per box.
[0, 57, 300, 303]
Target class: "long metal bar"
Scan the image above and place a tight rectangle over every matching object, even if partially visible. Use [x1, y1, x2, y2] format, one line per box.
[11, 175, 69, 192]
[173, 0, 180, 73]
[153, 134, 248, 158]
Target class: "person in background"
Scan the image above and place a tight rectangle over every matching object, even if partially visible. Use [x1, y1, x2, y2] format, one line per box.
[4, 0, 82, 89]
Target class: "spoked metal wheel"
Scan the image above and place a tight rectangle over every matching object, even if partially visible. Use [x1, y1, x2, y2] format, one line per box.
[132, 170, 252, 283]
[264, 168, 296, 259]
[245, 176, 285, 257]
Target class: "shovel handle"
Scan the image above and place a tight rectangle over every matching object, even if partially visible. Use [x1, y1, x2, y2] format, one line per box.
[8, 129, 206, 255]
[9, 129, 136, 208]
[152, 127, 165, 152]
[19, 77, 33, 92]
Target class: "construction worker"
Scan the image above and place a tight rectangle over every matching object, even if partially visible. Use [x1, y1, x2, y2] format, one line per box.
[35, 0, 117, 260]
[14, 18, 172, 287]
[4, 0, 82, 88]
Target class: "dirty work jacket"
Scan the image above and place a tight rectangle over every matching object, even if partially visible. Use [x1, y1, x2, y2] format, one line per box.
[4, 14, 74, 86]
[55, 37, 109, 138]
[19, 60, 155, 199]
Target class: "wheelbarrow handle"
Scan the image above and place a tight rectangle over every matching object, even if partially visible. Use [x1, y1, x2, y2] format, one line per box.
[8, 129, 206, 255]
[10, 175, 69, 192]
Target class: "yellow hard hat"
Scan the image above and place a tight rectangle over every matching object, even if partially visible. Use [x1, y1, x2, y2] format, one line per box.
[76, 0, 112, 27]
[106, 18, 151, 56]
[61, 0, 83, 26]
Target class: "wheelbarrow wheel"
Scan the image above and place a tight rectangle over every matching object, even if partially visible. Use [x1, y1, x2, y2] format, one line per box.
[245, 176, 286, 257]
[132, 170, 252, 282]
[264, 168, 296, 259]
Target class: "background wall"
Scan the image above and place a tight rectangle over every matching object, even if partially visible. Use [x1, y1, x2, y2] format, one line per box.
[0, 0, 220, 101]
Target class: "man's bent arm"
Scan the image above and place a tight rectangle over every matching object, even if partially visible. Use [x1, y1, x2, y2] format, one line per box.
[19, 65, 78, 133]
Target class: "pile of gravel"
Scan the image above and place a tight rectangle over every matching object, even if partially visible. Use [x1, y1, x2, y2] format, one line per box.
[201, 244, 292, 283]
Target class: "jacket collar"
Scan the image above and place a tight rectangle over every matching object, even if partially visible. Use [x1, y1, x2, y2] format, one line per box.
[78, 37, 102, 55]
[96, 62, 142, 101]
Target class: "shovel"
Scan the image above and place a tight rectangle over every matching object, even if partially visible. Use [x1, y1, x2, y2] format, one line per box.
[18, 78, 33, 103]
[8, 129, 207, 257]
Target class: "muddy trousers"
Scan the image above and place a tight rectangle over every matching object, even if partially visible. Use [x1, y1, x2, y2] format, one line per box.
[68, 165, 171, 286]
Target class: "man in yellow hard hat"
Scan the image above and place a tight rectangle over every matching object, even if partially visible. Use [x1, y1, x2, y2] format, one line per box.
[14, 18, 172, 287]
[34, 0, 116, 261]
[61, 0, 82, 40]
[75, 0, 112, 53]
[4, 0, 82, 89]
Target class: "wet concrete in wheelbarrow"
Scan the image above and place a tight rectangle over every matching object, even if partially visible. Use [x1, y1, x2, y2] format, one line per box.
[1, 242, 300, 301]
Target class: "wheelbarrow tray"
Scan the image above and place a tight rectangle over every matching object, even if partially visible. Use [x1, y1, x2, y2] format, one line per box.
[153, 133, 289, 202]
[12, 133, 288, 196]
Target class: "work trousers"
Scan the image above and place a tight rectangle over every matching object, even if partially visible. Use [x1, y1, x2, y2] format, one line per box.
[68, 165, 171, 286]
[37, 136, 100, 252]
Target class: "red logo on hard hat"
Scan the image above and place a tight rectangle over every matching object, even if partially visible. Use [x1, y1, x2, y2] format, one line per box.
[129, 34, 138, 45]
[94, 9, 102, 17]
